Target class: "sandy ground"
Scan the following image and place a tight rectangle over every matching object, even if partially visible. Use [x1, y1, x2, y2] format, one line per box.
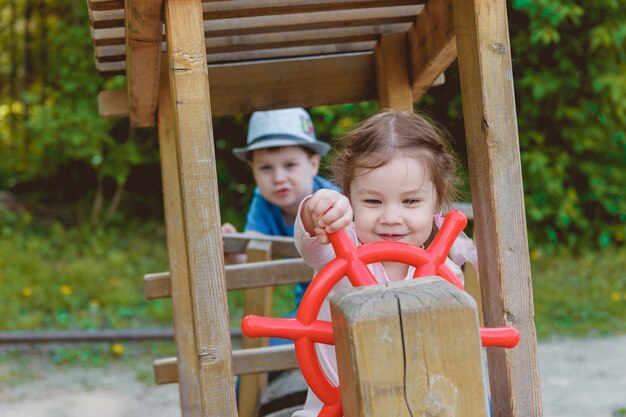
[1, 335, 625, 417]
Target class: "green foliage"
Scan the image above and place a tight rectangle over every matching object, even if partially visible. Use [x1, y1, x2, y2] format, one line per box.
[1, 0, 624, 248]
[0, 2, 158, 222]
[509, 0, 626, 250]
[0, 214, 172, 331]
[531, 245, 626, 338]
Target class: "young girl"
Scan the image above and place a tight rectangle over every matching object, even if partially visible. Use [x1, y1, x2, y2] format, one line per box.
[292, 109, 465, 416]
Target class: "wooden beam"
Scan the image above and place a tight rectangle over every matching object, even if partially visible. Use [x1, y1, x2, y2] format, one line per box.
[98, 90, 128, 118]
[124, 0, 162, 127]
[164, 0, 236, 414]
[407, 0, 457, 101]
[98, 53, 376, 117]
[156, 54, 202, 416]
[452, 0, 542, 415]
[332, 278, 488, 416]
[144, 258, 313, 300]
[374, 31, 413, 110]
[222, 233, 300, 257]
[95, 41, 376, 68]
[205, 41, 376, 64]
[154, 345, 300, 384]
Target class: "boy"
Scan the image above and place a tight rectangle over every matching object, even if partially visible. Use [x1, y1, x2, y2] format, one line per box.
[222, 107, 339, 308]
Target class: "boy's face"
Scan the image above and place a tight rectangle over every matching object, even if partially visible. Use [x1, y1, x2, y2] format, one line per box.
[349, 153, 437, 248]
[250, 146, 321, 216]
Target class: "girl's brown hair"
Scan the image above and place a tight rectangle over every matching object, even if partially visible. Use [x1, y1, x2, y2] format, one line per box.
[331, 109, 460, 212]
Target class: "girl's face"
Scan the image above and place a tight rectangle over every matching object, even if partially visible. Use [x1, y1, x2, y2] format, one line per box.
[349, 152, 438, 247]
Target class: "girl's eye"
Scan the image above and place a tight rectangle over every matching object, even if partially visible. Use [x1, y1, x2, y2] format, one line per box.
[363, 199, 382, 205]
[259, 166, 272, 172]
[404, 199, 421, 205]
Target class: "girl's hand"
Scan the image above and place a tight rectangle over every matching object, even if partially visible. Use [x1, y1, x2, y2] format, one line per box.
[303, 189, 353, 244]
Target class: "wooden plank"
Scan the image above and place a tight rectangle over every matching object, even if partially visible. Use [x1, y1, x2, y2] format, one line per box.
[144, 259, 314, 299]
[89, 6, 421, 46]
[154, 345, 299, 384]
[239, 240, 273, 417]
[407, 0, 457, 100]
[89, 0, 425, 21]
[223, 233, 300, 257]
[94, 23, 411, 62]
[452, 0, 542, 415]
[204, 23, 409, 53]
[163, 0, 236, 414]
[90, 8, 124, 29]
[99, 53, 376, 114]
[374, 31, 413, 110]
[206, 41, 376, 64]
[463, 262, 483, 326]
[331, 278, 488, 416]
[89, 0, 423, 20]
[156, 54, 202, 416]
[124, 0, 162, 127]
[91, 26, 125, 46]
[144, 272, 172, 300]
[203, 5, 420, 37]
[98, 90, 128, 118]
[95, 40, 376, 66]
[99, 54, 376, 116]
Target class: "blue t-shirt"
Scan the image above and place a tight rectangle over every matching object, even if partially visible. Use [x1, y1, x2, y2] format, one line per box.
[244, 175, 340, 307]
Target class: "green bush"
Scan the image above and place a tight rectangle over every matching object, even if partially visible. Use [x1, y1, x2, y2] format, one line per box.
[509, 0, 626, 250]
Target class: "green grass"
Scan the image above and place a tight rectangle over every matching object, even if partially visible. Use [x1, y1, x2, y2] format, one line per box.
[1, 211, 625, 371]
[531, 245, 626, 339]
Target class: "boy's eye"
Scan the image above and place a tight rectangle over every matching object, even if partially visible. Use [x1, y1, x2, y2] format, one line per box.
[285, 162, 299, 169]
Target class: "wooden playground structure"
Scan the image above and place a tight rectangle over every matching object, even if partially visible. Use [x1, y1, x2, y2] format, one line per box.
[87, 0, 542, 416]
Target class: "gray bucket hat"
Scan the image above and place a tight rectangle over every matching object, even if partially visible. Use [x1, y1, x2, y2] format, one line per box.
[233, 107, 331, 162]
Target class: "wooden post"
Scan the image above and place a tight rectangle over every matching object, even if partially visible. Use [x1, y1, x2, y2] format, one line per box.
[451, 0, 542, 415]
[374, 32, 413, 111]
[331, 277, 488, 417]
[238, 239, 273, 417]
[164, 0, 236, 414]
[157, 53, 202, 416]
[124, 0, 162, 127]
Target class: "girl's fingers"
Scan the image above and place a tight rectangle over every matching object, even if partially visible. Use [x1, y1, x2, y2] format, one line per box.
[317, 195, 350, 227]
[324, 211, 353, 233]
[314, 227, 329, 244]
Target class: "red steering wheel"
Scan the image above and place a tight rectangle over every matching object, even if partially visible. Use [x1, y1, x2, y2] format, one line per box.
[242, 210, 519, 417]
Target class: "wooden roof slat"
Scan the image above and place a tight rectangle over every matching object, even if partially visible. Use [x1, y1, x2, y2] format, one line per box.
[89, 0, 424, 17]
[90, 5, 422, 46]
[94, 23, 411, 62]
[95, 41, 375, 71]
[89, 1, 421, 30]
[202, 5, 421, 36]
[90, 9, 124, 29]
